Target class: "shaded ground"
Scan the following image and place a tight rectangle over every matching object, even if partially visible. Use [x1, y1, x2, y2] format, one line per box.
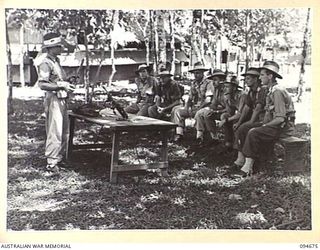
[7, 95, 311, 230]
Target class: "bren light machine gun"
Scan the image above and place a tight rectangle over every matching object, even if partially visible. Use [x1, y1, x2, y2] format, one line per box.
[101, 85, 129, 120]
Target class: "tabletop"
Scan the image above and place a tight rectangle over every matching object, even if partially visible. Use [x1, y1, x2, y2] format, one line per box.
[69, 109, 177, 132]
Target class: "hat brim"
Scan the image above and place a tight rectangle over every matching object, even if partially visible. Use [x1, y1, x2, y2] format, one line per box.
[42, 44, 63, 49]
[135, 67, 152, 74]
[241, 71, 260, 77]
[207, 73, 226, 79]
[188, 68, 208, 73]
[158, 73, 173, 77]
[259, 66, 283, 79]
[223, 81, 243, 89]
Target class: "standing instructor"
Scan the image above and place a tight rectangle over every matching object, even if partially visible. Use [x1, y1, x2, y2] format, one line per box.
[36, 32, 75, 172]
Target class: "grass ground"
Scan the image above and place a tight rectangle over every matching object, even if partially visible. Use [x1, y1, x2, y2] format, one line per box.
[7, 88, 311, 230]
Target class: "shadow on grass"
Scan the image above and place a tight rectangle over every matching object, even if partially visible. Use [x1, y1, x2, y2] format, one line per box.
[7, 98, 312, 230]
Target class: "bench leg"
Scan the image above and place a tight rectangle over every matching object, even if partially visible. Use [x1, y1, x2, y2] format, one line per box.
[66, 116, 75, 160]
[110, 131, 120, 183]
[160, 130, 169, 177]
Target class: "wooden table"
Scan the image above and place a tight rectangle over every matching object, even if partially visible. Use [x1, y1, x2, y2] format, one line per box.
[67, 110, 177, 183]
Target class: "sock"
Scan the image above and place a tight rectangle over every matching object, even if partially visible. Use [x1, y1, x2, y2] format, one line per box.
[196, 131, 204, 139]
[241, 157, 255, 174]
[176, 127, 184, 136]
[234, 151, 245, 166]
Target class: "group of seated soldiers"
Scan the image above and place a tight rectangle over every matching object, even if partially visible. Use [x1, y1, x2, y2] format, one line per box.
[125, 60, 296, 177]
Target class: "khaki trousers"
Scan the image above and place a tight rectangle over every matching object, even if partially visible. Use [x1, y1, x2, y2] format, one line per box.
[44, 92, 69, 165]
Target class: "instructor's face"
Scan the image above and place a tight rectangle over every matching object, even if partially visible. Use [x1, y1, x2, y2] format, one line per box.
[48, 46, 63, 57]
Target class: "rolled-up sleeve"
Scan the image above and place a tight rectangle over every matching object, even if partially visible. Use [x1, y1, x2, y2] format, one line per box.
[273, 90, 286, 118]
[38, 62, 51, 82]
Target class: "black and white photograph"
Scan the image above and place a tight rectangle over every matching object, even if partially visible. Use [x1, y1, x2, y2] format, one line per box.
[4, 3, 316, 240]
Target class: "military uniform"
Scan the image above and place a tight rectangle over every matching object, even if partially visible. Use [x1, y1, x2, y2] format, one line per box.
[125, 75, 159, 116]
[37, 54, 69, 166]
[220, 89, 247, 144]
[194, 83, 223, 135]
[148, 79, 182, 119]
[242, 84, 295, 158]
[171, 78, 212, 129]
[234, 86, 268, 151]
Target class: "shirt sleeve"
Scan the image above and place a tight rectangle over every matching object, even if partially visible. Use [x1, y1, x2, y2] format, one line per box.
[153, 77, 161, 96]
[37, 62, 51, 82]
[273, 89, 287, 118]
[244, 91, 254, 108]
[171, 83, 182, 101]
[237, 92, 247, 112]
[256, 87, 268, 107]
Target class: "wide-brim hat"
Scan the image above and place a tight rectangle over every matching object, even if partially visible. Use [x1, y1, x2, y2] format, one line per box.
[42, 33, 63, 49]
[188, 62, 209, 73]
[158, 70, 173, 77]
[241, 67, 260, 77]
[135, 64, 152, 74]
[259, 61, 282, 79]
[223, 80, 243, 89]
[207, 69, 226, 80]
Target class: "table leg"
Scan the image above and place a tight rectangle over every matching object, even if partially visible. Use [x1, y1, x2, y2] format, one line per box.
[160, 130, 169, 177]
[110, 131, 120, 183]
[66, 115, 75, 160]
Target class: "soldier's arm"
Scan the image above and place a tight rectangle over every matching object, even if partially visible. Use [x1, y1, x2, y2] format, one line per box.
[37, 63, 64, 91]
[263, 90, 286, 126]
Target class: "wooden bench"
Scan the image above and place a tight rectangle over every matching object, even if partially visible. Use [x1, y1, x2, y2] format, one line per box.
[260, 136, 309, 173]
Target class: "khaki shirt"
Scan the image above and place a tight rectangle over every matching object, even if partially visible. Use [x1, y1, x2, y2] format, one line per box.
[36, 54, 68, 99]
[263, 84, 295, 123]
[158, 80, 182, 107]
[223, 90, 247, 115]
[188, 78, 213, 107]
[37, 54, 66, 84]
[135, 76, 159, 104]
[245, 85, 269, 121]
[210, 85, 225, 110]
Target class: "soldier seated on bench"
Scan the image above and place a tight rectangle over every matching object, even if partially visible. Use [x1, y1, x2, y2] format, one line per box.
[231, 67, 268, 171]
[148, 70, 182, 120]
[193, 69, 225, 146]
[232, 61, 296, 177]
[217, 76, 247, 149]
[124, 64, 159, 117]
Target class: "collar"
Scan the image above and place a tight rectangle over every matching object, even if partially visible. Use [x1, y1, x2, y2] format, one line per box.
[47, 53, 59, 62]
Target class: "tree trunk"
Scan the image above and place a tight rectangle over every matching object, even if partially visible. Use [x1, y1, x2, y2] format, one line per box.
[6, 19, 13, 115]
[108, 10, 119, 86]
[169, 11, 175, 75]
[144, 10, 150, 66]
[245, 10, 251, 71]
[19, 24, 25, 87]
[200, 9, 205, 65]
[191, 37, 203, 65]
[83, 29, 90, 103]
[296, 8, 310, 102]
[152, 11, 159, 73]
[157, 10, 167, 72]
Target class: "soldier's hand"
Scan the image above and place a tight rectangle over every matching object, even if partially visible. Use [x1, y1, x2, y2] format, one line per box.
[233, 122, 240, 131]
[67, 83, 76, 92]
[218, 119, 226, 128]
[157, 107, 164, 113]
[57, 81, 71, 91]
